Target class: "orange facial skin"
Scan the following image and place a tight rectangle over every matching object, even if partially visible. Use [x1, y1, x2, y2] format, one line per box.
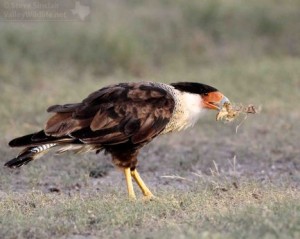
[201, 91, 228, 110]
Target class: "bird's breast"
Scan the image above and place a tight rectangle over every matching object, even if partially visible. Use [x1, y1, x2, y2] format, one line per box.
[161, 90, 204, 134]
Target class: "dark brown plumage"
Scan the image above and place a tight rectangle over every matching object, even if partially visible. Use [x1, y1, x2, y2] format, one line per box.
[5, 81, 229, 199]
[46, 82, 174, 168]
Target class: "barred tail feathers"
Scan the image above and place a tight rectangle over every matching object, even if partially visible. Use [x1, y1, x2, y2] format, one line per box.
[5, 143, 56, 168]
[8, 130, 74, 148]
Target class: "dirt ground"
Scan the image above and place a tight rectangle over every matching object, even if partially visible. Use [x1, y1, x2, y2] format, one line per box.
[0, 58, 299, 238]
[0, 0, 300, 236]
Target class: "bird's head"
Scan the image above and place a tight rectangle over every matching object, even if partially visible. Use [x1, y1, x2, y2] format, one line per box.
[171, 82, 230, 111]
[200, 91, 229, 111]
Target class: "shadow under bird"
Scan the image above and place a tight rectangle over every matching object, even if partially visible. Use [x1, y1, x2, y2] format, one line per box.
[5, 82, 230, 200]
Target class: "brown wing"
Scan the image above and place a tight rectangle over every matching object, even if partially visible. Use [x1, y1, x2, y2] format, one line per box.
[45, 82, 175, 145]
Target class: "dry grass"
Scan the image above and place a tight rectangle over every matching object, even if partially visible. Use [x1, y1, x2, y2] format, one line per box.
[0, 0, 300, 238]
[0, 182, 299, 239]
[0, 57, 299, 238]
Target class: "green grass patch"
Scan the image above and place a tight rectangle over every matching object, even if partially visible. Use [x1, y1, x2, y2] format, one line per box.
[0, 0, 300, 76]
[0, 1, 300, 238]
[0, 182, 299, 239]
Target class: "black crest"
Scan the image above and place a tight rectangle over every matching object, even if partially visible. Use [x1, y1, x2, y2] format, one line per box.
[171, 82, 218, 94]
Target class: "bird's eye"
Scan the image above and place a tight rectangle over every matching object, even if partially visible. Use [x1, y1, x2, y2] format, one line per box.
[203, 93, 209, 96]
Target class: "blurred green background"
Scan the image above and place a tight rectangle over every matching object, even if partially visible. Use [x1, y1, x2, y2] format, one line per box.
[1, 0, 300, 136]
[1, 0, 300, 76]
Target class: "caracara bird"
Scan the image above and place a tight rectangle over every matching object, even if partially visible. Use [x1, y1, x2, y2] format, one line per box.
[5, 82, 229, 200]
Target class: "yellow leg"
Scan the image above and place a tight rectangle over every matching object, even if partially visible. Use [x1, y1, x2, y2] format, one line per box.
[131, 169, 155, 200]
[124, 168, 136, 200]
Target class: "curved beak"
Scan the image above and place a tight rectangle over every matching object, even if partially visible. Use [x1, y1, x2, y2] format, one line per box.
[218, 96, 230, 111]
[202, 92, 230, 111]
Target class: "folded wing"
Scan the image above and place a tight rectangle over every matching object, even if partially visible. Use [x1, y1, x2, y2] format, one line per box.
[45, 82, 175, 146]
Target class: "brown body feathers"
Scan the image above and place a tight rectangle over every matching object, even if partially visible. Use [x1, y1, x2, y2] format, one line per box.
[6, 81, 234, 199]
[7, 82, 175, 169]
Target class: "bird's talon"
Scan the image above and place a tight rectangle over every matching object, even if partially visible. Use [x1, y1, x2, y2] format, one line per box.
[128, 196, 137, 202]
[142, 194, 158, 202]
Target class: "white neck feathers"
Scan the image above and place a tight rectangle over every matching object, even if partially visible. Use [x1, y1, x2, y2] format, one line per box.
[181, 92, 203, 128]
[161, 89, 204, 134]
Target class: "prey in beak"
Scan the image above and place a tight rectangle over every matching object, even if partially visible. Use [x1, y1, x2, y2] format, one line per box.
[201, 91, 230, 111]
